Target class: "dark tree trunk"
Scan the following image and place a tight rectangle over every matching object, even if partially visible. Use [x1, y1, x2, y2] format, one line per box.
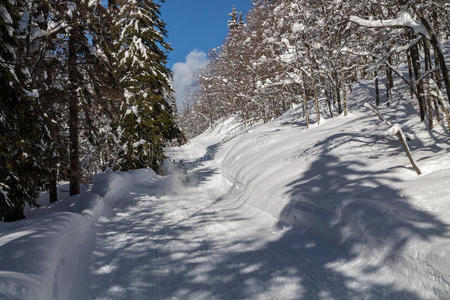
[431, 11, 442, 90]
[410, 41, 426, 122]
[375, 70, 380, 106]
[426, 91, 434, 130]
[385, 57, 394, 107]
[434, 97, 441, 123]
[326, 91, 334, 117]
[423, 40, 432, 73]
[423, 40, 434, 130]
[301, 82, 309, 128]
[312, 76, 320, 124]
[69, 30, 80, 196]
[407, 51, 414, 99]
[416, 12, 450, 103]
[4, 205, 25, 222]
[385, 66, 391, 107]
[342, 80, 348, 116]
[335, 85, 342, 115]
[434, 51, 442, 89]
[388, 56, 394, 102]
[49, 170, 58, 203]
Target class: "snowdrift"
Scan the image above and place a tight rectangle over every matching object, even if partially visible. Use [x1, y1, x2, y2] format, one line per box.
[0, 169, 157, 300]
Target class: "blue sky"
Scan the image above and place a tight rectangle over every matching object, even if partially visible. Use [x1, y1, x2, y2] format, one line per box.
[161, 0, 252, 69]
[160, 0, 252, 110]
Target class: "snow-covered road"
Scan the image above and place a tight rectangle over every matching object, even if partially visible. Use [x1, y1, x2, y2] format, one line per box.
[87, 161, 341, 300]
[86, 159, 435, 299]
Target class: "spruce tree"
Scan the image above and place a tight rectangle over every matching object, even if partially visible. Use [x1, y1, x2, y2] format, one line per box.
[0, 0, 46, 221]
[115, 0, 182, 172]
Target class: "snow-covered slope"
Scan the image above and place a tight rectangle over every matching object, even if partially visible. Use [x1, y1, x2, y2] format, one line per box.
[172, 79, 450, 298]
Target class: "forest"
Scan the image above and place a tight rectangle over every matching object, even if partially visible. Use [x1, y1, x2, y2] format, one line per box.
[179, 0, 450, 138]
[1, 0, 450, 298]
[1, 0, 183, 221]
[1, 0, 449, 220]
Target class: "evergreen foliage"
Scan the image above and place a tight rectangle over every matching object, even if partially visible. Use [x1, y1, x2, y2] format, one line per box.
[0, 0, 47, 221]
[0, 0, 182, 221]
[115, 0, 182, 172]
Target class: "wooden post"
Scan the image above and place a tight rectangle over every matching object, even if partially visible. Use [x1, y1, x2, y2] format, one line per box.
[364, 103, 422, 175]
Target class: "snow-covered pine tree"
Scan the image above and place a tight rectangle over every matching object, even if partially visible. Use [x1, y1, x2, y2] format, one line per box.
[16, 0, 70, 203]
[0, 0, 47, 220]
[59, 0, 124, 194]
[115, 0, 182, 172]
[228, 6, 239, 31]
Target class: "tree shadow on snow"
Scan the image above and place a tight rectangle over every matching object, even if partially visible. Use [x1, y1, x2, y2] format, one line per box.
[88, 134, 449, 300]
[274, 135, 449, 298]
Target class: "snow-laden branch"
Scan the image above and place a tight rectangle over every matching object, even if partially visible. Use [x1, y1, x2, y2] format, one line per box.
[349, 10, 429, 38]
[0, 183, 12, 207]
[391, 37, 423, 54]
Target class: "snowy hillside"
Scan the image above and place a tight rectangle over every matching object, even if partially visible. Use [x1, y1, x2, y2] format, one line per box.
[169, 79, 450, 298]
[1, 81, 449, 299]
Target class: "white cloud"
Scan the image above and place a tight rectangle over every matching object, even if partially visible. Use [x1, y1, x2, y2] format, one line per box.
[172, 49, 208, 111]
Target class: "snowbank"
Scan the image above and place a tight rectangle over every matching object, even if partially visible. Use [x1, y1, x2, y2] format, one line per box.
[0, 169, 157, 300]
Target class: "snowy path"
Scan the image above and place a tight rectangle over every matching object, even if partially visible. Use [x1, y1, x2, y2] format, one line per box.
[86, 164, 429, 299]
[87, 163, 337, 300]
[85, 112, 450, 299]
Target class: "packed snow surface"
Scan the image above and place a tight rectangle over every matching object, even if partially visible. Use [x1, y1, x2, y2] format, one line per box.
[1, 82, 450, 299]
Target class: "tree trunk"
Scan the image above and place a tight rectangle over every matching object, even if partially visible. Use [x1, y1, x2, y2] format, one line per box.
[326, 91, 334, 117]
[415, 12, 450, 104]
[342, 80, 348, 116]
[423, 40, 433, 130]
[300, 88, 306, 118]
[434, 92, 450, 131]
[302, 82, 309, 128]
[426, 88, 434, 130]
[423, 40, 432, 74]
[313, 77, 320, 125]
[385, 58, 394, 107]
[433, 97, 441, 123]
[69, 29, 80, 196]
[375, 70, 380, 106]
[434, 51, 442, 90]
[385, 66, 391, 107]
[335, 84, 342, 115]
[430, 11, 442, 90]
[432, 42, 450, 103]
[406, 51, 414, 99]
[410, 42, 426, 122]
[49, 170, 58, 203]
[4, 204, 25, 222]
